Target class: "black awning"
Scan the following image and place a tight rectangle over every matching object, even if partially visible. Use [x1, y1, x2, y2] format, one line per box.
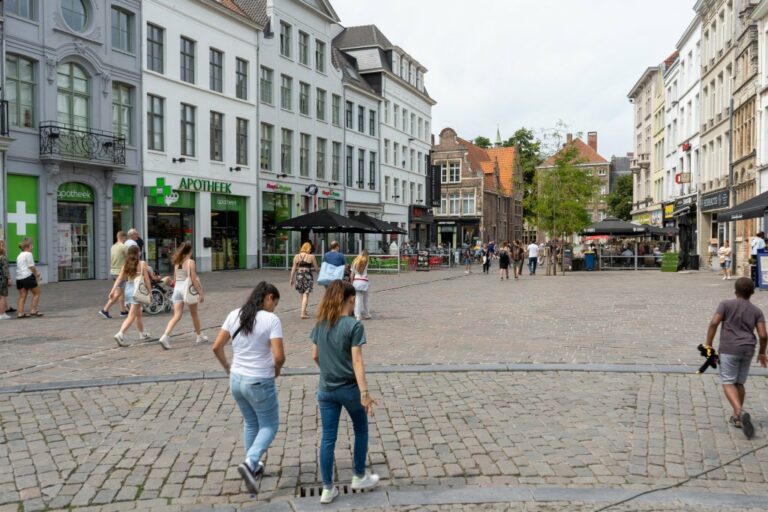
[672, 205, 692, 217]
[716, 191, 768, 222]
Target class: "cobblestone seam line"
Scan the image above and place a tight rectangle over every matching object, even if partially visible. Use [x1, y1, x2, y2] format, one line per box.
[2, 363, 767, 394]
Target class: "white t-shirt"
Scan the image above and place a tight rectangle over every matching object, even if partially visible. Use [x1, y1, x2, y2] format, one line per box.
[124, 239, 139, 249]
[222, 308, 283, 378]
[16, 251, 35, 280]
[527, 244, 539, 258]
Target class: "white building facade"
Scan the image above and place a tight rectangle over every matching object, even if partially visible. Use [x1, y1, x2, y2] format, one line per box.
[141, 0, 262, 273]
[755, 0, 768, 197]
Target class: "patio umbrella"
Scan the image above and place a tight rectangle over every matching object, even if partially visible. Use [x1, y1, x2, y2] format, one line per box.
[581, 217, 648, 236]
[351, 213, 407, 234]
[274, 209, 379, 233]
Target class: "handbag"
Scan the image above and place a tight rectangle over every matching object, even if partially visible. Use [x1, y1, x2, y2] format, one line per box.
[183, 280, 200, 305]
[132, 264, 151, 305]
[318, 261, 344, 286]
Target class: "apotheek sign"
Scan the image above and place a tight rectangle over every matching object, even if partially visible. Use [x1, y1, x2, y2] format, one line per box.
[178, 177, 232, 194]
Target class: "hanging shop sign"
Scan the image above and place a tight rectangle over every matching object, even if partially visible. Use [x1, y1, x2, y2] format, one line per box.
[663, 203, 674, 220]
[266, 182, 293, 193]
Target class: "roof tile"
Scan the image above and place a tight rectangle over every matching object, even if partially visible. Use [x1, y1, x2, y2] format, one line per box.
[541, 137, 608, 167]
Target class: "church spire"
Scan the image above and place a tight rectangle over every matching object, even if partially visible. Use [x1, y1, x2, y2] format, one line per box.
[495, 125, 502, 147]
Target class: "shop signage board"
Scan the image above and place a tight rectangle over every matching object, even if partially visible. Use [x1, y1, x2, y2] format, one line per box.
[663, 203, 674, 220]
[6, 175, 39, 259]
[757, 251, 768, 290]
[266, 182, 293, 193]
[57, 182, 94, 203]
[650, 209, 662, 226]
[701, 190, 729, 212]
[321, 189, 341, 198]
[112, 184, 135, 206]
[179, 177, 232, 194]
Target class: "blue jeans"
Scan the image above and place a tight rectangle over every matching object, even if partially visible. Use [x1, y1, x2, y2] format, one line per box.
[528, 257, 537, 274]
[230, 373, 279, 469]
[317, 383, 368, 487]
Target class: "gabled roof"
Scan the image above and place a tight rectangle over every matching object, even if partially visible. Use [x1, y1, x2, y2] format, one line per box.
[485, 146, 518, 196]
[334, 25, 394, 50]
[204, 0, 262, 26]
[298, 0, 341, 23]
[627, 66, 658, 99]
[454, 137, 517, 196]
[540, 138, 609, 167]
[233, 0, 269, 26]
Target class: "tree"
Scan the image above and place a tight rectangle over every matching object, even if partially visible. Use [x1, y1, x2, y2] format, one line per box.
[531, 145, 601, 239]
[473, 136, 491, 148]
[606, 174, 633, 220]
[503, 128, 543, 222]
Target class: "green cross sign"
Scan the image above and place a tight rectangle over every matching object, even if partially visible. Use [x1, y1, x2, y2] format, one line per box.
[150, 178, 172, 197]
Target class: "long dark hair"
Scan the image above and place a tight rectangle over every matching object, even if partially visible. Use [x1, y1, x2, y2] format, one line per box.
[236, 281, 280, 337]
[172, 241, 193, 268]
[316, 280, 355, 328]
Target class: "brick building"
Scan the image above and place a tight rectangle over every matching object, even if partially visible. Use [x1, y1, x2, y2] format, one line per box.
[432, 128, 523, 247]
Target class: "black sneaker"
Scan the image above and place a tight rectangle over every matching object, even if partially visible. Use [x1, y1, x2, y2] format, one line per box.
[741, 411, 755, 439]
[119, 310, 129, 317]
[98, 309, 112, 319]
[237, 461, 263, 495]
[6, 308, 16, 314]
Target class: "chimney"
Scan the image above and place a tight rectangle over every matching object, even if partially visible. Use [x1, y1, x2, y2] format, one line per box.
[588, 131, 598, 152]
[566, 133, 573, 144]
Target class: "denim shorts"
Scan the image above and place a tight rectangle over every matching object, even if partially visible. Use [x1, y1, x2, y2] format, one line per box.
[719, 353, 752, 385]
[124, 282, 137, 305]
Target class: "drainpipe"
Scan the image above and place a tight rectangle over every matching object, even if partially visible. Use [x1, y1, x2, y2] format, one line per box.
[255, 39, 261, 268]
[727, 96, 735, 271]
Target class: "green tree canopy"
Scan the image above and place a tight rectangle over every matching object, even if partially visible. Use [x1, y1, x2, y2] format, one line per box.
[503, 128, 543, 222]
[531, 145, 601, 238]
[606, 174, 633, 220]
[473, 136, 491, 148]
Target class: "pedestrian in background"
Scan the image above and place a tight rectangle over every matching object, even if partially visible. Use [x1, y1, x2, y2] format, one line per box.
[15, 238, 42, 318]
[110, 246, 151, 347]
[704, 277, 767, 439]
[311, 281, 379, 504]
[290, 242, 319, 319]
[498, 242, 510, 280]
[527, 240, 539, 276]
[212, 282, 285, 495]
[719, 240, 732, 280]
[99, 231, 129, 319]
[463, 245, 473, 274]
[0, 241, 10, 320]
[513, 240, 525, 280]
[481, 243, 491, 274]
[351, 250, 371, 320]
[159, 241, 207, 349]
[750, 232, 765, 263]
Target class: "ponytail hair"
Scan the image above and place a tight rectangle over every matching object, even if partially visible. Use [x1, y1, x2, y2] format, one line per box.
[172, 241, 193, 268]
[316, 280, 355, 328]
[237, 281, 280, 337]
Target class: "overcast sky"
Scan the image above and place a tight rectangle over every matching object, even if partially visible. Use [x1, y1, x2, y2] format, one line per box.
[332, 0, 696, 158]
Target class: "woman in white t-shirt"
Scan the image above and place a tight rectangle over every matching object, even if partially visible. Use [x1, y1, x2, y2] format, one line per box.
[212, 282, 285, 496]
[15, 238, 43, 318]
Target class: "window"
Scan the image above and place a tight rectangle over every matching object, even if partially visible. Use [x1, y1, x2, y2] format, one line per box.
[6, 0, 35, 19]
[260, 67, 273, 104]
[112, 83, 133, 144]
[260, 123, 273, 170]
[402, 181, 407, 203]
[394, 142, 399, 166]
[462, 191, 475, 214]
[394, 104, 399, 126]
[441, 162, 460, 183]
[410, 149, 415, 171]
[236, 118, 248, 165]
[281, 75, 292, 110]
[57, 63, 89, 130]
[369, 152, 376, 189]
[180, 37, 195, 83]
[417, 151, 423, 173]
[280, 21, 292, 58]
[384, 140, 390, 164]
[410, 113, 415, 135]
[449, 193, 460, 214]
[332, 94, 341, 126]
[418, 118, 423, 139]
[346, 145, 354, 186]
[300, 133, 310, 177]
[299, 31, 309, 65]
[598, 168, 607, 176]
[180, 103, 195, 156]
[147, 24, 164, 73]
[384, 101, 389, 124]
[111, 7, 134, 52]
[357, 149, 365, 188]
[369, 110, 376, 136]
[332, 142, 341, 182]
[316, 88, 326, 121]
[402, 108, 407, 132]
[236, 58, 248, 100]
[316, 138, 327, 179]
[410, 182, 415, 204]
[345, 101, 353, 128]
[417, 184, 423, 202]
[210, 112, 223, 161]
[209, 49, 223, 92]
[385, 176, 391, 201]
[316, 41, 326, 72]
[402, 145, 407, 168]
[299, 82, 310, 116]
[440, 194, 446, 214]
[147, 94, 164, 151]
[393, 178, 399, 201]
[358, 105, 365, 132]
[281, 129, 293, 174]
[62, 0, 87, 32]
[6, 54, 36, 128]
[425, 121, 430, 140]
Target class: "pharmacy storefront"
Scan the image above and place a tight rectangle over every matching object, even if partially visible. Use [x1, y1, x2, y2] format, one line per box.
[145, 175, 256, 273]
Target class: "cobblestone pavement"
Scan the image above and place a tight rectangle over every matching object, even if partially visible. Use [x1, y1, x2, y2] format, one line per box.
[2, 268, 764, 386]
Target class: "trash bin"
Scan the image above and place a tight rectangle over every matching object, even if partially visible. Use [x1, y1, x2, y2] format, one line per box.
[584, 252, 595, 271]
[689, 254, 699, 271]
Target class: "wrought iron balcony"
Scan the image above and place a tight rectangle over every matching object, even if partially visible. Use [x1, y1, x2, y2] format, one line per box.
[39, 122, 125, 166]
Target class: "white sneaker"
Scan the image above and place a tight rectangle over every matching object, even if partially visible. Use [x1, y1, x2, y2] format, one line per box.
[139, 332, 151, 340]
[159, 334, 171, 350]
[114, 332, 128, 347]
[350, 472, 380, 490]
[196, 334, 209, 344]
[722, 276, 727, 280]
[0, 314, 11, 320]
[320, 486, 339, 504]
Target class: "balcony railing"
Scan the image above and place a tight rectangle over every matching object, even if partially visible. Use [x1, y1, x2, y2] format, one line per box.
[0, 100, 8, 137]
[39, 122, 126, 166]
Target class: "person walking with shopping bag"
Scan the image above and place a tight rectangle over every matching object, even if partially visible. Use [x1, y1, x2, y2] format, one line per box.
[212, 282, 285, 495]
[351, 250, 371, 320]
[159, 242, 206, 349]
[311, 280, 379, 504]
[110, 246, 152, 346]
[290, 242, 319, 319]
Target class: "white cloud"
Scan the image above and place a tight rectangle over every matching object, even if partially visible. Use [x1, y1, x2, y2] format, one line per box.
[332, 0, 696, 157]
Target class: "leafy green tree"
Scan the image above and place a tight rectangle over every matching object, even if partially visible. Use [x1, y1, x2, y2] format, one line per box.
[473, 136, 491, 148]
[532, 145, 601, 238]
[606, 174, 633, 220]
[503, 128, 543, 221]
